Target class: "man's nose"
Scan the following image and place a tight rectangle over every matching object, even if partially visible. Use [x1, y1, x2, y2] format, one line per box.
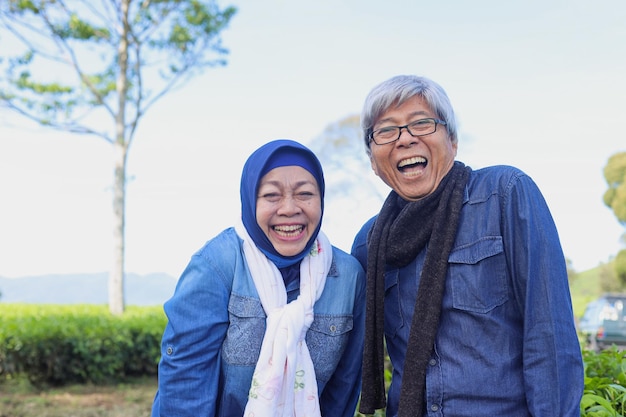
[397, 126, 418, 145]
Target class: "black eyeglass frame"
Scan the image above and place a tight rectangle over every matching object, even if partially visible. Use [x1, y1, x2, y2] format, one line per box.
[368, 117, 447, 145]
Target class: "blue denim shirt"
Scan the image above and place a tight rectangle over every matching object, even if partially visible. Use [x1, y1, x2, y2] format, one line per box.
[352, 165, 583, 417]
[152, 227, 365, 417]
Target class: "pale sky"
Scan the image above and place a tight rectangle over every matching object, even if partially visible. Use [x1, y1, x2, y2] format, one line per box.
[0, 0, 625, 279]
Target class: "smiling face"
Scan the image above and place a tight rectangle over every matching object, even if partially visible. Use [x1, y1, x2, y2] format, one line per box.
[256, 165, 322, 257]
[369, 95, 458, 201]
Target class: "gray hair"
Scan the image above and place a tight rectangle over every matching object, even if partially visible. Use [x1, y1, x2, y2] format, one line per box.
[361, 75, 458, 153]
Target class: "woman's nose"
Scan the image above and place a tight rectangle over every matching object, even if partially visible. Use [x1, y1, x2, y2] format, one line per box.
[277, 195, 301, 215]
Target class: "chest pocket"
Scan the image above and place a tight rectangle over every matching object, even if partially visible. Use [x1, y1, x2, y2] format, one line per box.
[448, 236, 509, 314]
[306, 315, 353, 383]
[222, 294, 265, 366]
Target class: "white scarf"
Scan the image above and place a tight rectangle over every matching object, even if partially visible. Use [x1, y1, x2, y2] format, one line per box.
[235, 222, 332, 417]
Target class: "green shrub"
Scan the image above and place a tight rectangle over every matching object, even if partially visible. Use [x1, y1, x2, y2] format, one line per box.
[0, 304, 166, 387]
[5, 304, 626, 417]
[581, 346, 626, 416]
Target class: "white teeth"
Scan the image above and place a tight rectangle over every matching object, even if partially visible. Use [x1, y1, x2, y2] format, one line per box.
[274, 225, 303, 232]
[398, 156, 426, 168]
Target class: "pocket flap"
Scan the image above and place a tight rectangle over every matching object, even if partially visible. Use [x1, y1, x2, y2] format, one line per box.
[309, 315, 353, 336]
[227, 294, 265, 318]
[449, 236, 503, 265]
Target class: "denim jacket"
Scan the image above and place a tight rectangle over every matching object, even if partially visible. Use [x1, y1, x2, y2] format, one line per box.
[152, 227, 365, 417]
[352, 165, 584, 417]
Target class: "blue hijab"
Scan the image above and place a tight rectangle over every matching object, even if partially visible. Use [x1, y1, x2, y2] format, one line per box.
[240, 139, 325, 269]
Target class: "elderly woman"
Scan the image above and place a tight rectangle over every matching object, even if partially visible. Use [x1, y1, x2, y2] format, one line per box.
[152, 139, 365, 417]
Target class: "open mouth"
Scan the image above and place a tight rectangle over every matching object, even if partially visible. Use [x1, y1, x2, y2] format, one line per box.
[398, 156, 427, 172]
[272, 224, 304, 238]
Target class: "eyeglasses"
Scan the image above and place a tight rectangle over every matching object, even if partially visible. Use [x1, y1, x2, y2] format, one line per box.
[369, 118, 447, 145]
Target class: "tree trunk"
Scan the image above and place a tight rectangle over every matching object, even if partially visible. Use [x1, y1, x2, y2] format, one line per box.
[108, 0, 131, 316]
[110, 140, 127, 315]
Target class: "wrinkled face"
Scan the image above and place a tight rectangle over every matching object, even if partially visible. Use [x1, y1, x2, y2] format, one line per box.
[369, 95, 458, 201]
[256, 166, 322, 256]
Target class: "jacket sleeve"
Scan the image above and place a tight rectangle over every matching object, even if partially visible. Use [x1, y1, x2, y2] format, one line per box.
[319, 255, 366, 417]
[152, 249, 232, 417]
[502, 172, 584, 416]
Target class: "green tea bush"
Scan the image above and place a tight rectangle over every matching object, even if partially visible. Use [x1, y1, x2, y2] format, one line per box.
[0, 304, 166, 387]
[4, 303, 626, 416]
[581, 346, 626, 416]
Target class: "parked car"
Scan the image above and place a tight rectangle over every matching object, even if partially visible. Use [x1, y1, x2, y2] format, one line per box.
[579, 293, 626, 351]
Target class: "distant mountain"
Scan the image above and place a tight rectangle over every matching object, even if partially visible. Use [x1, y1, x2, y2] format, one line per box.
[0, 272, 177, 306]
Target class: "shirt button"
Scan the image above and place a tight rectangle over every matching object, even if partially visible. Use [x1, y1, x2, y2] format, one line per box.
[429, 359, 437, 366]
[166, 346, 174, 355]
[431, 404, 439, 411]
[330, 325, 337, 333]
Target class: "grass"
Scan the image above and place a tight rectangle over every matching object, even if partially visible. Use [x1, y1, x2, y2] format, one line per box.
[571, 265, 603, 318]
[0, 376, 157, 417]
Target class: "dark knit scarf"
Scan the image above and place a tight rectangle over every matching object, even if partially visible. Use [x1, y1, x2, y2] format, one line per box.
[359, 161, 471, 417]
